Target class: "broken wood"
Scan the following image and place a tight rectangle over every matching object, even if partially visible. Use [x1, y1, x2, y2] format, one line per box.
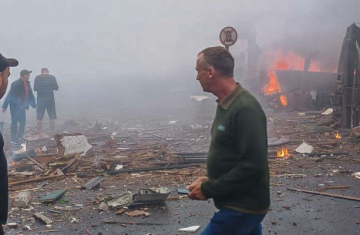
[323, 186, 350, 190]
[33, 212, 53, 224]
[56, 168, 64, 176]
[54, 206, 81, 211]
[82, 176, 104, 190]
[9, 175, 62, 187]
[287, 187, 360, 202]
[107, 164, 199, 175]
[103, 219, 164, 226]
[27, 157, 45, 170]
[61, 155, 81, 172]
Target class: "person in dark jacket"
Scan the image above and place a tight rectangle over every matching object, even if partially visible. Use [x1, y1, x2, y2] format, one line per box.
[2, 69, 36, 143]
[188, 47, 269, 235]
[0, 53, 19, 235]
[34, 68, 58, 134]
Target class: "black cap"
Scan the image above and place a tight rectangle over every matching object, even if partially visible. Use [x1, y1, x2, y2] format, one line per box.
[41, 68, 49, 73]
[0, 53, 19, 72]
[20, 69, 32, 76]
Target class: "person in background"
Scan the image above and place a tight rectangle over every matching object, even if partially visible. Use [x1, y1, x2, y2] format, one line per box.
[34, 68, 58, 135]
[188, 46, 270, 235]
[0, 53, 19, 235]
[2, 69, 36, 144]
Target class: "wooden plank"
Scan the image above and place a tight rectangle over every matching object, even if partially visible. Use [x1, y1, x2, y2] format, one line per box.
[82, 176, 104, 190]
[56, 169, 64, 176]
[40, 189, 67, 202]
[61, 155, 81, 172]
[9, 175, 62, 187]
[13, 191, 31, 208]
[33, 212, 53, 224]
[27, 157, 44, 170]
[287, 187, 360, 202]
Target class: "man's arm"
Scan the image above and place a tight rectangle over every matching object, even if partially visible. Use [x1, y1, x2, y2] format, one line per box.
[2, 89, 11, 110]
[200, 107, 268, 199]
[52, 76, 59, 91]
[33, 77, 38, 91]
[29, 86, 36, 108]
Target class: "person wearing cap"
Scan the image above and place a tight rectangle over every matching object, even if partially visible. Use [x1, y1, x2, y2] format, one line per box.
[34, 68, 58, 134]
[0, 53, 19, 235]
[2, 69, 36, 144]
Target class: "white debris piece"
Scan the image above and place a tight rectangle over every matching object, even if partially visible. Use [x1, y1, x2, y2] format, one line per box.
[41, 146, 48, 152]
[111, 132, 117, 139]
[322, 108, 333, 115]
[190, 96, 210, 102]
[13, 143, 26, 154]
[107, 192, 133, 208]
[295, 142, 314, 154]
[115, 165, 124, 171]
[59, 134, 92, 157]
[353, 172, 360, 180]
[178, 225, 201, 232]
[169, 121, 178, 125]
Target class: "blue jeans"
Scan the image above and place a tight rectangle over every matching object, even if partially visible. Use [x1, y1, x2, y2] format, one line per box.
[201, 208, 266, 235]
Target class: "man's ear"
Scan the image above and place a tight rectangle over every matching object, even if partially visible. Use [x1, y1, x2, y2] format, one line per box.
[208, 67, 215, 78]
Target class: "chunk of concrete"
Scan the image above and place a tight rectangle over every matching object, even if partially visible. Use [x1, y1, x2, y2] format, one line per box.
[13, 191, 31, 208]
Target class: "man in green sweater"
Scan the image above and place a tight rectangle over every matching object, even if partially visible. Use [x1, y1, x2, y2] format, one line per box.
[188, 46, 270, 235]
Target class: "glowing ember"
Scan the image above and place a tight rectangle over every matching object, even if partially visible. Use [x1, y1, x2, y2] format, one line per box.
[279, 95, 288, 107]
[277, 148, 289, 158]
[335, 133, 341, 139]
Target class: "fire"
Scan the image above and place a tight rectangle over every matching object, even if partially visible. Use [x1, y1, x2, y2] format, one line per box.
[263, 50, 324, 106]
[277, 148, 289, 158]
[335, 133, 341, 140]
[279, 95, 288, 106]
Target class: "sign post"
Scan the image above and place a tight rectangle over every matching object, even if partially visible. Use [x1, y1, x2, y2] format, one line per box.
[219, 26, 238, 51]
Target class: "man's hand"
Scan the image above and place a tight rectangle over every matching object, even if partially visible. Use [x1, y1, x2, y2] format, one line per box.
[187, 176, 208, 192]
[188, 182, 207, 200]
[187, 176, 208, 201]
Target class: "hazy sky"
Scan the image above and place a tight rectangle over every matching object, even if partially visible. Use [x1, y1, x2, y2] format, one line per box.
[0, 0, 359, 89]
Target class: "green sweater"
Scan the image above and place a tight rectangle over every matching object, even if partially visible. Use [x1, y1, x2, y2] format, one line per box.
[201, 84, 270, 212]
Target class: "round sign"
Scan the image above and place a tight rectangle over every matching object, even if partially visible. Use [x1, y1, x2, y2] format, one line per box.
[219, 26, 238, 47]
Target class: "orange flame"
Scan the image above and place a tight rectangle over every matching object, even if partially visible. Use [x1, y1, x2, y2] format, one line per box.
[263, 51, 324, 107]
[277, 148, 289, 158]
[335, 133, 341, 140]
[279, 95, 288, 107]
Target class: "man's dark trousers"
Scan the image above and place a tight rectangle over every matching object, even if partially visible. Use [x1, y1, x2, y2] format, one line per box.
[0, 133, 8, 226]
[10, 105, 26, 142]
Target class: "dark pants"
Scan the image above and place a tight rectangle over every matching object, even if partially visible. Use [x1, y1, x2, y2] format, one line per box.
[37, 98, 57, 120]
[0, 133, 8, 225]
[10, 106, 26, 142]
[201, 208, 266, 235]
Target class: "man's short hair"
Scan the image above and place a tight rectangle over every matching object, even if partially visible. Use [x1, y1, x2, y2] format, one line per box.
[41, 68, 49, 73]
[198, 46, 234, 77]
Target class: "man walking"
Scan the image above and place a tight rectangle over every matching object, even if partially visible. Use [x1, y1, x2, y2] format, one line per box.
[34, 68, 58, 134]
[188, 47, 270, 235]
[2, 69, 36, 144]
[0, 53, 19, 235]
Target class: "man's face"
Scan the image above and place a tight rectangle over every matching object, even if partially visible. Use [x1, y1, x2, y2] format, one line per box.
[1, 67, 10, 80]
[22, 74, 30, 81]
[196, 54, 213, 92]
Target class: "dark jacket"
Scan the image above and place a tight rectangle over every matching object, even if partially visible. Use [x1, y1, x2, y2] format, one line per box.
[2, 79, 36, 110]
[34, 74, 59, 99]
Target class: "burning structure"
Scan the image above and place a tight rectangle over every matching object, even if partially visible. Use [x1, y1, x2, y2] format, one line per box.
[259, 50, 337, 111]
